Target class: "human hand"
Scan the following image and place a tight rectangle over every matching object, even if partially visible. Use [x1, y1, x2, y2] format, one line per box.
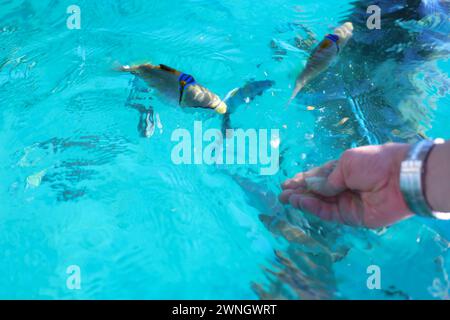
[279, 143, 414, 228]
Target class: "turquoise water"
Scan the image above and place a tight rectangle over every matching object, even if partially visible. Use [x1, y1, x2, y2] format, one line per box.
[0, 0, 449, 299]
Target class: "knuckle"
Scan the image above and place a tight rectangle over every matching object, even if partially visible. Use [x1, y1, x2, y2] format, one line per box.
[339, 149, 359, 179]
[341, 149, 356, 164]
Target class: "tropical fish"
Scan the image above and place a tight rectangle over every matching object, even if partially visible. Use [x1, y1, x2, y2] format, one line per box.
[120, 63, 274, 136]
[120, 63, 228, 114]
[288, 22, 354, 105]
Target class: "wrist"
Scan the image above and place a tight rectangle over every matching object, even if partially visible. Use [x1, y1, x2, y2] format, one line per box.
[425, 141, 450, 212]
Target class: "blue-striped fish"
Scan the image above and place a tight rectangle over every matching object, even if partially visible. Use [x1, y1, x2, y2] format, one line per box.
[289, 22, 354, 105]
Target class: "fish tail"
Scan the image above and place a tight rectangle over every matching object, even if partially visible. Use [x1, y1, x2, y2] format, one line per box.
[287, 82, 304, 106]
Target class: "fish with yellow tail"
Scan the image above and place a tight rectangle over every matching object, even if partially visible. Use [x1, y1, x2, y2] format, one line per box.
[120, 63, 228, 114]
[288, 22, 353, 105]
[118, 63, 274, 137]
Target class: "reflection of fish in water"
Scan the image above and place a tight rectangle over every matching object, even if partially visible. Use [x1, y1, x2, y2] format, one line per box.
[230, 174, 349, 299]
[23, 135, 131, 202]
[120, 63, 274, 137]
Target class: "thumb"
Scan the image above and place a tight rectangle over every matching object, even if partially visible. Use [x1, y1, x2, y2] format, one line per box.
[305, 160, 347, 197]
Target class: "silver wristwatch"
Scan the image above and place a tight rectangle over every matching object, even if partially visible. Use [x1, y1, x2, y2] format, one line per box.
[399, 138, 450, 220]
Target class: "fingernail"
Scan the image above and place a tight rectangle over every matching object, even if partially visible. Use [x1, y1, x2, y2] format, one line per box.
[279, 190, 293, 203]
[297, 196, 314, 212]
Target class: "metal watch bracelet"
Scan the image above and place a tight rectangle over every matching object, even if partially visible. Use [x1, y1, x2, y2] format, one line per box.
[399, 138, 450, 220]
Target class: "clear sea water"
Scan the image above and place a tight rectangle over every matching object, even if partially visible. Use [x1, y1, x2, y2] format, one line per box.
[0, 0, 449, 299]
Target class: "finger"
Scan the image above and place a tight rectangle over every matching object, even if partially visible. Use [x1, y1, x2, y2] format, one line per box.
[282, 160, 344, 196]
[279, 187, 308, 204]
[304, 176, 345, 197]
[288, 194, 337, 222]
[279, 189, 295, 204]
[299, 192, 365, 227]
[281, 172, 306, 190]
[281, 164, 329, 190]
[334, 191, 365, 227]
[326, 159, 347, 194]
[286, 187, 368, 227]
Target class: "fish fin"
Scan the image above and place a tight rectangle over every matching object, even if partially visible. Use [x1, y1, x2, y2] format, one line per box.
[219, 88, 240, 136]
[159, 64, 177, 73]
[221, 112, 232, 137]
[223, 87, 240, 104]
[224, 80, 275, 112]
